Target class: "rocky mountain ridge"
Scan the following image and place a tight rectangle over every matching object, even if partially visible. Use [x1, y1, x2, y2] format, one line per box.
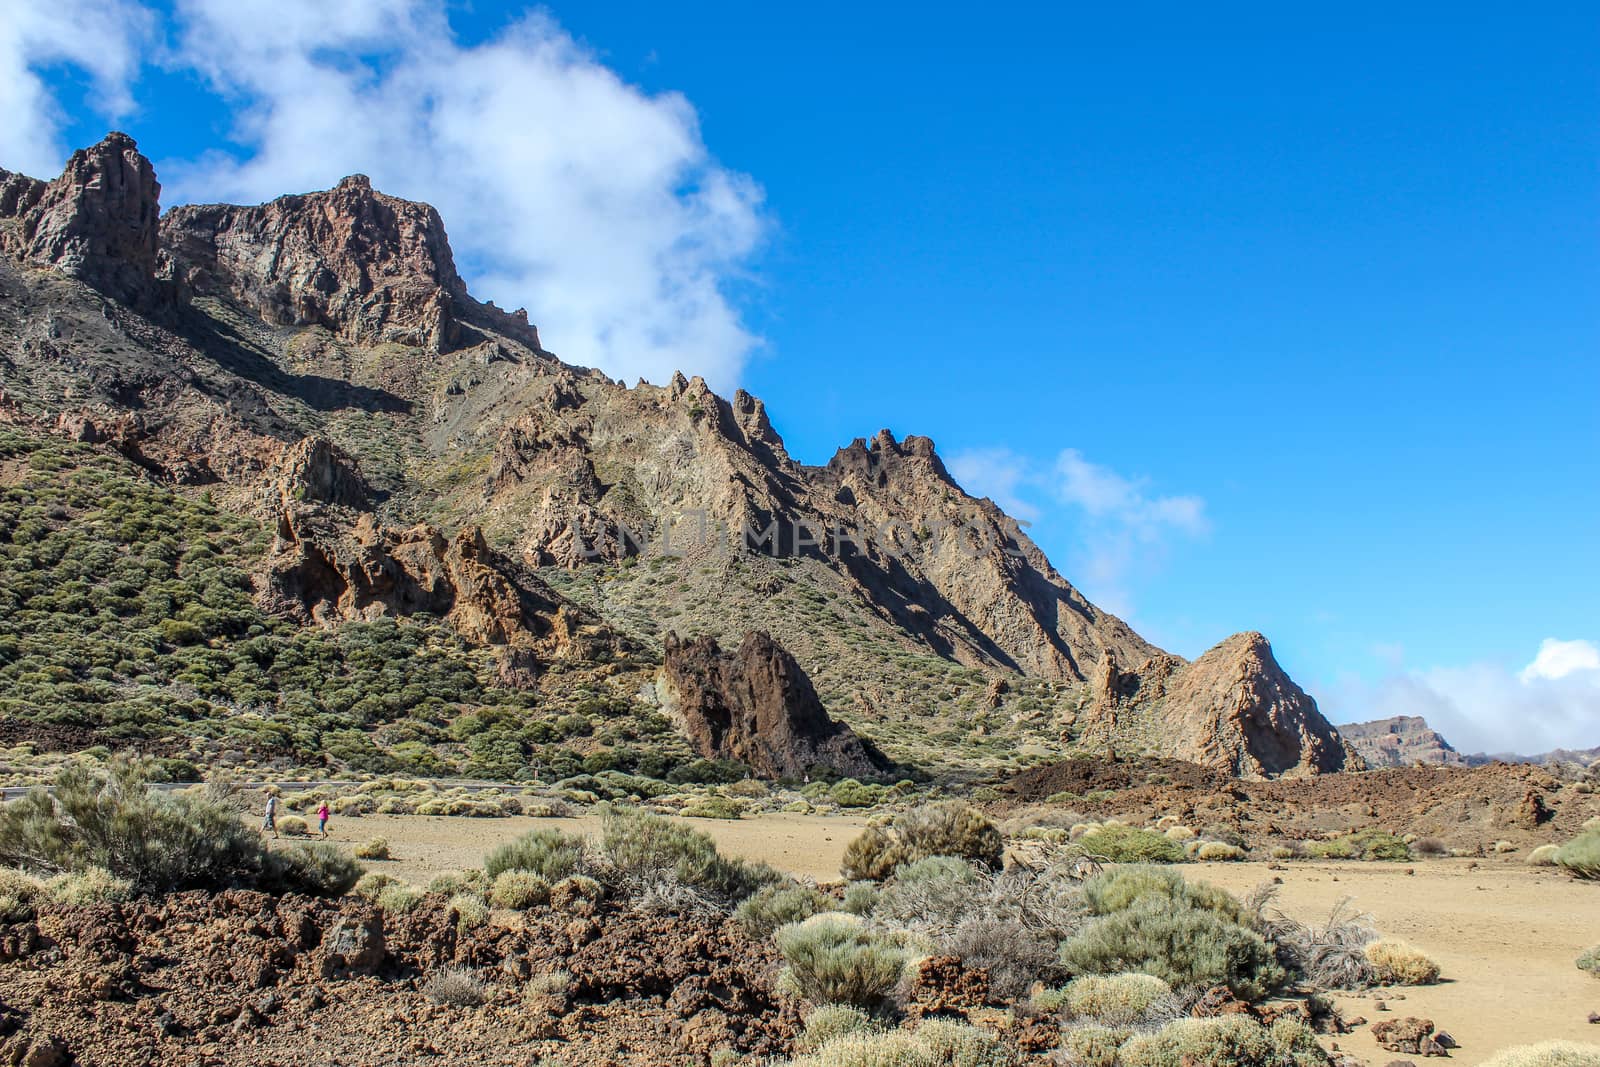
[0, 132, 1356, 778]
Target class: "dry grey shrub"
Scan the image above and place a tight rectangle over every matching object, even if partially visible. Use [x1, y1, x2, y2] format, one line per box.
[424, 966, 489, 1006]
[1247, 882, 1377, 990]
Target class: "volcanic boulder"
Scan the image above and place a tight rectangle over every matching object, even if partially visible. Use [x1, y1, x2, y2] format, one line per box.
[658, 631, 890, 780]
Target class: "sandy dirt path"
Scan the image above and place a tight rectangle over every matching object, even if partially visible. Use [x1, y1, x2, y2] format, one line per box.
[301, 813, 1600, 1062]
[314, 810, 868, 884]
[1196, 860, 1600, 1064]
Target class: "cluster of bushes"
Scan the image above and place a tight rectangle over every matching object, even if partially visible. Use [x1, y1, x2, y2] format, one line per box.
[0, 759, 361, 897]
[1302, 828, 1411, 862]
[841, 801, 1004, 880]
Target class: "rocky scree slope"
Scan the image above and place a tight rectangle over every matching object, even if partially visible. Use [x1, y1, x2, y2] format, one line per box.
[0, 133, 1353, 777]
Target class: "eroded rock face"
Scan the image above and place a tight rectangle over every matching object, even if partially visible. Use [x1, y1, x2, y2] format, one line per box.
[161, 175, 542, 352]
[264, 509, 616, 685]
[267, 436, 370, 509]
[0, 133, 161, 305]
[1339, 715, 1465, 768]
[1080, 632, 1356, 778]
[658, 631, 890, 779]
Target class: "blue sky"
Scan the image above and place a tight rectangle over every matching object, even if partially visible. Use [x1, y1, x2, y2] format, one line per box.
[5, 1, 1597, 751]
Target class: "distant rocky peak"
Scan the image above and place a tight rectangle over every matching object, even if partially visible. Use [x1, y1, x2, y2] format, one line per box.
[0, 131, 162, 306]
[827, 427, 958, 492]
[159, 170, 542, 354]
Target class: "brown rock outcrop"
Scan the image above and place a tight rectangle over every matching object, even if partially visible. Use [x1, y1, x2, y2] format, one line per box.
[658, 631, 890, 780]
[1080, 632, 1356, 778]
[264, 510, 615, 683]
[160, 175, 543, 353]
[0, 132, 161, 306]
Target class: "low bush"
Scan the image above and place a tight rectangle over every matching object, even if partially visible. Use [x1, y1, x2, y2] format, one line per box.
[839, 802, 1003, 881]
[0, 760, 351, 895]
[1060, 1026, 1122, 1067]
[1411, 836, 1449, 856]
[776, 915, 908, 1009]
[1577, 946, 1600, 977]
[876, 856, 986, 932]
[354, 837, 391, 860]
[549, 874, 606, 912]
[736, 883, 835, 939]
[448, 892, 488, 932]
[483, 827, 585, 881]
[277, 815, 308, 837]
[1250, 889, 1376, 990]
[44, 866, 133, 907]
[1061, 896, 1285, 1001]
[524, 969, 572, 998]
[799, 1004, 876, 1052]
[1117, 1015, 1300, 1067]
[597, 805, 778, 904]
[841, 881, 879, 917]
[1307, 829, 1411, 862]
[1195, 842, 1245, 862]
[1365, 939, 1441, 985]
[353, 871, 400, 901]
[265, 843, 364, 896]
[1058, 972, 1179, 1027]
[788, 1019, 1017, 1067]
[489, 870, 550, 910]
[682, 795, 744, 820]
[376, 883, 424, 914]
[424, 966, 488, 1006]
[0, 868, 42, 922]
[1555, 830, 1600, 880]
[1528, 844, 1561, 866]
[1478, 1042, 1600, 1067]
[1082, 866, 1243, 921]
[1077, 824, 1186, 864]
[942, 918, 1059, 999]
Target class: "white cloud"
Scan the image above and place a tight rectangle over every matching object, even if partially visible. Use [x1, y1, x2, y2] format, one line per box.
[0, 0, 152, 177]
[1326, 638, 1600, 755]
[6, 0, 766, 388]
[946, 445, 1207, 617]
[1519, 637, 1600, 683]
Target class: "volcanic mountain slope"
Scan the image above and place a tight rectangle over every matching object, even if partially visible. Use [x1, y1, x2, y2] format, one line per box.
[1340, 715, 1466, 768]
[0, 133, 1354, 777]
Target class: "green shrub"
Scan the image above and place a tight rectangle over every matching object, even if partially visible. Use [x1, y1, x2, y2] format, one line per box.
[799, 1004, 876, 1052]
[1365, 939, 1441, 985]
[877, 856, 985, 930]
[376, 883, 424, 914]
[1577, 946, 1600, 977]
[788, 1019, 1017, 1067]
[776, 915, 908, 1009]
[483, 827, 585, 881]
[597, 805, 778, 903]
[277, 815, 308, 837]
[0, 868, 43, 922]
[354, 837, 390, 860]
[353, 871, 400, 900]
[266, 843, 364, 896]
[1307, 829, 1411, 862]
[489, 870, 550, 909]
[0, 760, 335, 894]
[830, 779, 884, 808]
[841, 881, 879, 917]
[1195, 842, 1245, 862]
[841, 825, 904, 882]
[1556, 830, 1600, 880]
[1060, 1026, 1122, 1067]
[736, 883, 835, 939]
[1479, 1042, 1600, 1067]
[682, 795, 744, 820]
[896, 802, 1004, 869]
[44, 866, 133, 907]
[1077, 824, 1186, 864]
[839, 802, 1002, 881]
[1117, 1016, 1273, 1067]
[1061, 896, 1285, 1001]
[449, 892, 488, 932]
[1082, 866, 1243, 921]
[1059, 972, 1178, 1027]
